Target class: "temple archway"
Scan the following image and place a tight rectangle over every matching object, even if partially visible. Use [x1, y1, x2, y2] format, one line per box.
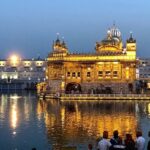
[65, 83, 82, 94]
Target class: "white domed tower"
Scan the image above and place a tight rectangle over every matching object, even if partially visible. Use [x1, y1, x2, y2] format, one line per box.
[110, 24, 121, 39]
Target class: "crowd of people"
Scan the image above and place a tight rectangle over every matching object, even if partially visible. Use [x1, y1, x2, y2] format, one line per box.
[31, 130, 150, 150]
[88, 130, 150, 150]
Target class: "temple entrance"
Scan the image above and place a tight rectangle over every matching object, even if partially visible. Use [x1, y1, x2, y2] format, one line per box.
[65, 83, 82, 94]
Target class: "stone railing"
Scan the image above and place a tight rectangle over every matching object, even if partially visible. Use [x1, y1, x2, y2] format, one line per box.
[60, 94, 150, 98]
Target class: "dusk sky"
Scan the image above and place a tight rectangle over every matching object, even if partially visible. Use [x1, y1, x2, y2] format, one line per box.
[0, 0, 150, 58]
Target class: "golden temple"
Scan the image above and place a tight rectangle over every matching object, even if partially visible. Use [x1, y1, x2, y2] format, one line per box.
[45, 25, 137, 94]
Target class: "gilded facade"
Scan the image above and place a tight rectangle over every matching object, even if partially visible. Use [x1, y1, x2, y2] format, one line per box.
[46, 25, 137, 94]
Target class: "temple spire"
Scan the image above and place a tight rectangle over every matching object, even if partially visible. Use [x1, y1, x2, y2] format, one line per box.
[62, 36, 65, 42]
[56, 32, 60, 40]
[127, 31, 136, 43]
[113, 20, 116, 27]
[130, 31, 133, 39]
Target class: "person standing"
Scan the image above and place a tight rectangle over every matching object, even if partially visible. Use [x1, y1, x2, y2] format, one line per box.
[110, 130, 122, 146]
[124, 133, 135, 150]
[88, 144, 93, 150]
[147, 131, 150, 150]
[98, 131, 112, 150]
[135, 131, 145, 150]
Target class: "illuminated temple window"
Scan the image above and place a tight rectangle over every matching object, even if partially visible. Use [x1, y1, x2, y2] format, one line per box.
[72, 72, 76, 77]
[98, 71, 103, 77]
[113, 62, 119, 64]
[67, 72, 71, 77]
[77, 72, 80, 77]
[106, 71, 111, 77]
[97, 62, 104, 65]
[87, 72, 91, 77]
[113, 71, 118, 77]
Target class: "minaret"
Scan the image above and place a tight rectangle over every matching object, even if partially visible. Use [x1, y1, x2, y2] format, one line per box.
[126, 32, 136, 58]
[52, 33, 68, 55]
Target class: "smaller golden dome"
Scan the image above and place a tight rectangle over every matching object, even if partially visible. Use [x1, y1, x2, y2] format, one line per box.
[52, 37, 68, 54]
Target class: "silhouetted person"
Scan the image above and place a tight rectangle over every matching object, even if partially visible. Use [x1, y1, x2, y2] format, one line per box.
[98, 131, 112, 150]
[135, 131, 145, 150]
[88, 144, 93, 150]
[32, 148, 36, 150]
[96, 136, 102, 150]
[110, 130, 122, 146]
[124, 134, 135, 150]
[147, 131, 150, 150]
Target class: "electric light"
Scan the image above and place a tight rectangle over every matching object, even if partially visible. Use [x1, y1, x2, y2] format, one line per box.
[13, 75, 18, 79]
[10, 55, 18, 63]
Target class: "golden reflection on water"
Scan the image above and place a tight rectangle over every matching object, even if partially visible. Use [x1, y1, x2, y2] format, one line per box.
[9, 97, 18, 129]
[24, 99, 30, 121]
[0, 95, 7, 115]
[61, 107, 65, 128]
[36, 100, 149, 148]
[11, 104, 17, 129]
[2, 94, 32, 131]
[0, 94, 150, 149]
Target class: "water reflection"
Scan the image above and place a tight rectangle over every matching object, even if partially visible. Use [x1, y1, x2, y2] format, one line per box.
[0, 92, 50, 150]
[37, 100, 150, 149]
[0, 93, 150, 149]
[11, 102, 17, 129]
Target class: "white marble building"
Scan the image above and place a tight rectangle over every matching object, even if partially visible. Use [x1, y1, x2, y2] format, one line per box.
[0, 55, 46, 91]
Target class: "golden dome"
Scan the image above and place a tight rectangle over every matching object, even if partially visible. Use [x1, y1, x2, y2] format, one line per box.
[95, 25, 123, 53]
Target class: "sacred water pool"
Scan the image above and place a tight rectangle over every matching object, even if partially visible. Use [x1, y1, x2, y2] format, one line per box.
[0, 92, 150, 150]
